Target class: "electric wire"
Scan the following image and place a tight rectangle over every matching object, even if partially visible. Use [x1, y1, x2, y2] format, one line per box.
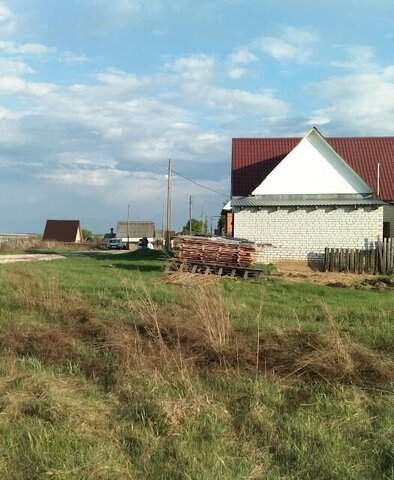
[172, 169, 229, 198]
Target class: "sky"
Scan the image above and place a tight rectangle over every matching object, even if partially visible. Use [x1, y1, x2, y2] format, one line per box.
[0, 0, 393, 234]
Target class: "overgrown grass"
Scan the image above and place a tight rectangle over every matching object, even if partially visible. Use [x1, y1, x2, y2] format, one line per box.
[0, 251, 392, 479]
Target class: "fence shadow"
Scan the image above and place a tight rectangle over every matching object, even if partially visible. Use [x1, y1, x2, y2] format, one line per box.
[306, 254, 325, 271]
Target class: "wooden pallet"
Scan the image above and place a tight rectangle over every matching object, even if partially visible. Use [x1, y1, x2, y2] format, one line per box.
[165, 259, 264, 280]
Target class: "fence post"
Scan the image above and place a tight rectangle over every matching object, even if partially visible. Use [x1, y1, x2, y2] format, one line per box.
[349, 249, 354, 273]
[324, 248, 329, 271]
[390, 238, 394, 274]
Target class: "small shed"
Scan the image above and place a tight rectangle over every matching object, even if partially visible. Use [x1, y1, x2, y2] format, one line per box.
[116, 221, 155, 243]
[43, 220, 83, 243]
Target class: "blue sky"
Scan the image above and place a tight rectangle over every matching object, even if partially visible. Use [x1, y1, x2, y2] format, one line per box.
[0, 0, 393, 233]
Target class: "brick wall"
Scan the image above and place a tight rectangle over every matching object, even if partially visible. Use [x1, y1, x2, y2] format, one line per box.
[233, 206, 383, 263]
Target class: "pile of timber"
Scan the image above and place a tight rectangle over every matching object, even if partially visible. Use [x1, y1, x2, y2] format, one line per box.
[174, 236, 256, 267]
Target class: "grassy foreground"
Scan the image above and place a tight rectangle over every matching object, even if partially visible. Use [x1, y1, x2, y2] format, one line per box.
[0, 251, 393, 480]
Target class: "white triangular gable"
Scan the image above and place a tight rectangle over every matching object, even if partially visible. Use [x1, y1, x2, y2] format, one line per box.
[252, 128, 372, 195]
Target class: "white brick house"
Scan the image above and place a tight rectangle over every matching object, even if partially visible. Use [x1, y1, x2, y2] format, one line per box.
[231, 128, 389, 263]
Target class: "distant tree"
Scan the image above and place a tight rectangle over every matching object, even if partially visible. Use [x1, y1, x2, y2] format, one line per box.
[82, 228, 93, 241]
[217, 215, 225, 234]
[181, 218, 205, 235]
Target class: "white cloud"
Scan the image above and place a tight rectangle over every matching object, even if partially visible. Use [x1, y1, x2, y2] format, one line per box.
[198, 85, 289, 115]
[93, 0, 142, 14]
[255, 25, 319, 63]
[227, 67, 247, 79]
[226, 48, 257, 79]
[308, 70, 394, 134]
[383, 66, 394, 81]
[58, 51, 92, 65]
[39, 167, 130, 187]
[330, 44, 377, 71]
[164, 53, 288, 118]
[0, 2, 15, 34]
[0, 76, 56, 97]
[0, 58, 34, 74]
[228, 48, 257, 65]
[55, 151, 117, 168]
[0, 41, 55, 55]
[165, 54, 217, 83]
[305, 117, 330, 127]
[96, 68, 151, 90]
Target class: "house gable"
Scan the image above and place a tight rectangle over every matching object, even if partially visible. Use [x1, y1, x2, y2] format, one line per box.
[252, 128, 373, 196]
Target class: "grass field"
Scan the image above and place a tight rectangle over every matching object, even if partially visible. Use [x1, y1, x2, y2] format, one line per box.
[0, 250, 393, 479]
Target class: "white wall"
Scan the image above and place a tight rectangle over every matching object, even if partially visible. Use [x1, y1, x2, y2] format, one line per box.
[76, 228, 83, 243]
[252, 129, 372, 196]
[234, 206, 383, 263]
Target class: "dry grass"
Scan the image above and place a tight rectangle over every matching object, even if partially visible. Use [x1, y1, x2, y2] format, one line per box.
[185, 282, 233, 353]
[10, 270, 94, 323]
[0, 238, 94, 252]
[1, 271, 392, 390]
[164, 270, 220, 285]
[0, 266, 393, 479]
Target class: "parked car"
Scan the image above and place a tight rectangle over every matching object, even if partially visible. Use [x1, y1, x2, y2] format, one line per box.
[107, 239, 127, 250]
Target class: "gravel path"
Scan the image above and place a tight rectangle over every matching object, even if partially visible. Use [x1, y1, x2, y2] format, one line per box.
[0, 250, 130, 264]
[0, 254, 67, 264]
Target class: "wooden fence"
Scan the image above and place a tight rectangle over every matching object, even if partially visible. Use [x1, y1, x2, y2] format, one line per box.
[325, 238, 394, 274]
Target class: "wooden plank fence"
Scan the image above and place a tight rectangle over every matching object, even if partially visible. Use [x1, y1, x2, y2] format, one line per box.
[325, 238, 394, 274]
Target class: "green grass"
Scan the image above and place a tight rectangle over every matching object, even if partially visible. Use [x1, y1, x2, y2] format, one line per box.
[0, 250, 392, 479]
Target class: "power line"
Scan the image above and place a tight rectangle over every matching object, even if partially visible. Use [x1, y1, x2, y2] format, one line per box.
[172, 169, 229, 198]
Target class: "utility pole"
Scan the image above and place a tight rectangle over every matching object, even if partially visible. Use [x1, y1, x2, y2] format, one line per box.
[201, 207, 206, 235]
[161, 202, 165, 249]
[127, 203, 130, 250]
[165, 159, 172, 251]
[189, 195, 193, 235]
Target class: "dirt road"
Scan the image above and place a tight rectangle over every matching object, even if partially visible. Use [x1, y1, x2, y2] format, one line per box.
[0, 250, 129, 264]
[0, 253, 67, 264]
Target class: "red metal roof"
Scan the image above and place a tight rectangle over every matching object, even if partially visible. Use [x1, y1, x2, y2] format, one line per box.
[232, 136, 394, 201]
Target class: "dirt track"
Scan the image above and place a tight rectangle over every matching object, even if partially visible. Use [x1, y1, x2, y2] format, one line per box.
[0, 250, 130, 264]
[0, 254, 67, 264]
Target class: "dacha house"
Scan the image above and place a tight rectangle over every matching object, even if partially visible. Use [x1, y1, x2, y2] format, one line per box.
[228, 128, 394, 264]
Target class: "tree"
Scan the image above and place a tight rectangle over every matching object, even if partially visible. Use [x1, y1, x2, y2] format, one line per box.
[217, 215, 225, 234]
[82, 228, 93, 241]
[181, 218, 205, 235]
[81, 228, 101, 242]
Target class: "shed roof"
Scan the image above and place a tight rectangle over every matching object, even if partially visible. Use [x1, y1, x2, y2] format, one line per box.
[232, 195, 385, 208]
[43, 220, 81, 242]
[232, 136, 394, 201]
[116, 221, 155, 239]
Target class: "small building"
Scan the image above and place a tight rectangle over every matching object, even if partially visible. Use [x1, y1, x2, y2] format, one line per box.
[116, 221, 155, 244]
[230, 128, 394, 264]
[103, 228, 116, 240]
[43, 220, 83, 243]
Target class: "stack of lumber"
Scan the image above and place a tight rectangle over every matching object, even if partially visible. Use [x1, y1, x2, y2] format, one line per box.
[175, 236, 256, 267]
